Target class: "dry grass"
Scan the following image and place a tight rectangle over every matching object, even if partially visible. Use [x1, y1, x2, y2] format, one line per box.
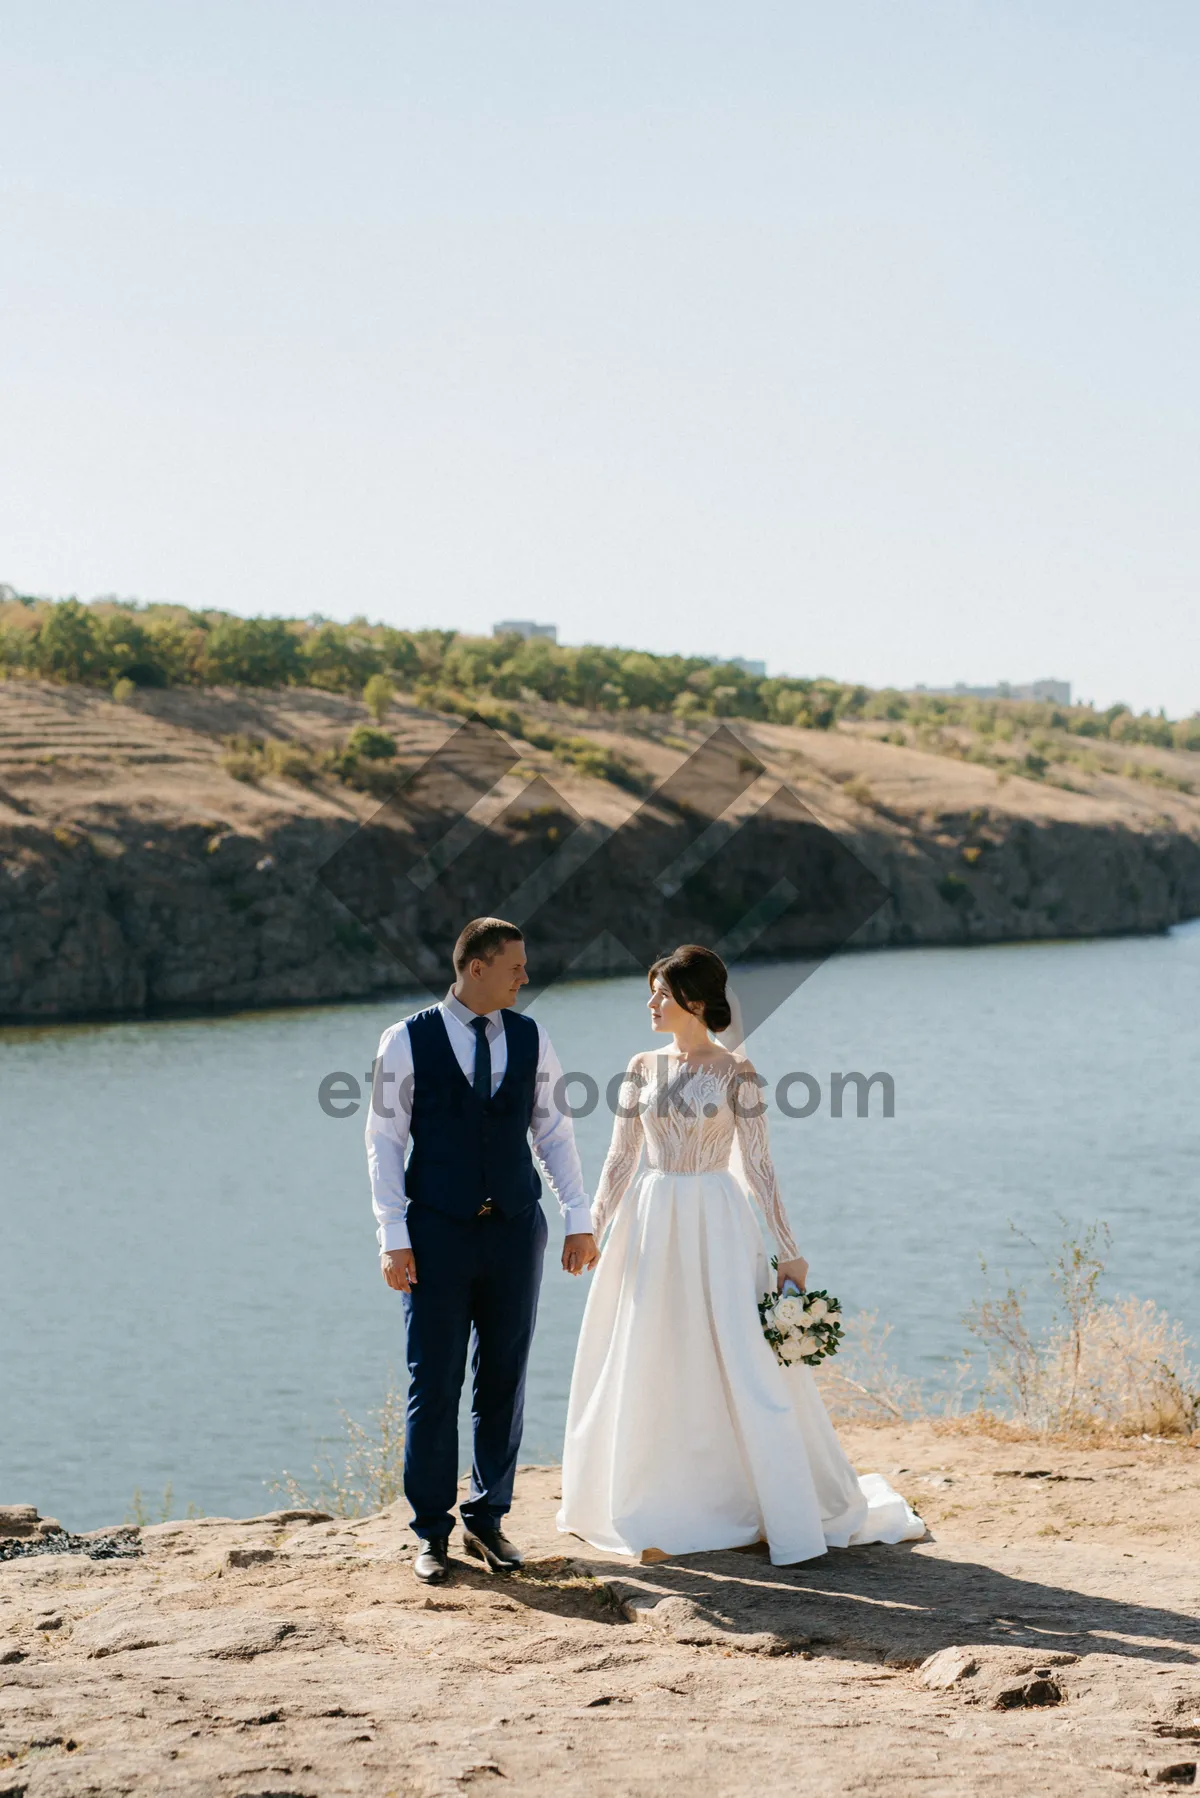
[815, 1310, 928, 1425]
[1068, 1295, 1199, 1434]
[218, 733, 319, 783]
[272, 1385, 406, 1517]
[841, 774, 878, 809]
[821, 1222, 1198, 1446]
[940, 1296, 1200, 1444]
[949, 1222, 1199, 1443]
[272, 1230, 1197, 1511]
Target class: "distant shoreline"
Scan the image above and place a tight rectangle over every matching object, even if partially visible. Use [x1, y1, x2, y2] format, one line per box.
[2, 922, 1196, 1034]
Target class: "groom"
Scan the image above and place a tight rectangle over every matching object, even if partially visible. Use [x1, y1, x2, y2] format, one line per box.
[366, 917, 599, 1585]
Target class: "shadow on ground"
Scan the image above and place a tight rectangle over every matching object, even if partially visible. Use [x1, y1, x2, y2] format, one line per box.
[584, 1539, 1200, 1666]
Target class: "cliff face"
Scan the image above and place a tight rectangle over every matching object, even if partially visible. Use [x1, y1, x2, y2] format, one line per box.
[2, 680, 1199, 1022]
[853, 812, 1200, 948]
[3, 806, 1199, 1024]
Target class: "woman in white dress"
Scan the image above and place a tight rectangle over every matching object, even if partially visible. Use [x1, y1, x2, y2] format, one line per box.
[558, 944, 923, 1567]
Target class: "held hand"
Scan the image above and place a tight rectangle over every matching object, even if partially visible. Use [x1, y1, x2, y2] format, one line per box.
[381, 1249, 417, 1294]
[562, 1232, 600, 1276]
[777, 1255, 809, 1293]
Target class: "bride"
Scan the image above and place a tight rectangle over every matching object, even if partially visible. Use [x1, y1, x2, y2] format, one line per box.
[558, 944, 923, 1566]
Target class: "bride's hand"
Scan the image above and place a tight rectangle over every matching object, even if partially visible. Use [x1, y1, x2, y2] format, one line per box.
[777, 1256, 808, 1293]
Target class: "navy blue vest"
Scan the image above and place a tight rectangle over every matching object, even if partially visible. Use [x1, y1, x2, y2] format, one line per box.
[404, 1006, 542, 1220]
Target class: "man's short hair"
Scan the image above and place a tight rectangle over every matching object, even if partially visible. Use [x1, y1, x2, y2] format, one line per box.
[453, 917, 524, 973]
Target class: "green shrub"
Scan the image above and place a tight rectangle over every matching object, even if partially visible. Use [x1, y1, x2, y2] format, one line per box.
[1121, 761, 1193, 795]
[220, 749, 261, 783]
[344, 725, 397, 761]
[938, 873, 972, 906]
[263, 739, 316, 781]
[203, 616, 302, 687]
[324, 749, 407, 796]
[362, 672, 395, 722]
[299, 622, 382, 692]
[111, 677, 136, 704]
[220, 732, 269, 782]
[34, 597, 105, 682]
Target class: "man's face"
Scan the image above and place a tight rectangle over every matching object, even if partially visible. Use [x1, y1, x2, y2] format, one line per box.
[471, 938, 529, 1011]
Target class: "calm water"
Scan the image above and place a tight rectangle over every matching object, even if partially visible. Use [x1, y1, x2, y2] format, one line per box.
[3, 926, 1198, 1531]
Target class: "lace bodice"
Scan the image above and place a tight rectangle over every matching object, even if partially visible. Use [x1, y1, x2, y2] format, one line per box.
[590, 1053, 800, 1258]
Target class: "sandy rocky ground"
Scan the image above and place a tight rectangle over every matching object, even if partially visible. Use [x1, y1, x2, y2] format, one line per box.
[3, 1426, 1199, 1798]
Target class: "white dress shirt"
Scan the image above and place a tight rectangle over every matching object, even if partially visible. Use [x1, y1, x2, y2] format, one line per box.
[366, 990, 594, 1254]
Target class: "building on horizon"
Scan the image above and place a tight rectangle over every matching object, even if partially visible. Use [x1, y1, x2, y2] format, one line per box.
[706, 655, 767, 678]
[493, 619, 558, 643]
[913, 678, 1071, 705]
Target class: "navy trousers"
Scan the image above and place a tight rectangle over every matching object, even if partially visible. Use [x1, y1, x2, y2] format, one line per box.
[401, 1200, 548, 1540]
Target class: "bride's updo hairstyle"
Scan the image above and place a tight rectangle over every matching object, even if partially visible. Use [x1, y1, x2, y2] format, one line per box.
[648, 944, 732, 1035]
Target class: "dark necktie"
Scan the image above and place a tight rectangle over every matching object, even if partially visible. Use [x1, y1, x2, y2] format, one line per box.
[471, 1015, 492, 1103]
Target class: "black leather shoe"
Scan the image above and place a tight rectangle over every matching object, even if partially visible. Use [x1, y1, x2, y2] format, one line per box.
[414, 1536, 451, 1584]
[462, 1524, 523, 1573]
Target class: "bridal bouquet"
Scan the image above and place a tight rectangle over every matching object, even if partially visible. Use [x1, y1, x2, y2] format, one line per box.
[759, 1265, 844, 1367]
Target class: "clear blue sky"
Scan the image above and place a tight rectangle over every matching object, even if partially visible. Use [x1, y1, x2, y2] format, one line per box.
[3, 2, 1197, 715]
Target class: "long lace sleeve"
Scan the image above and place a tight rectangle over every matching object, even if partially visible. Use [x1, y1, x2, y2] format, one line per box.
[732, 1063, 801, 1260]
[590, 1057, 646, 1241]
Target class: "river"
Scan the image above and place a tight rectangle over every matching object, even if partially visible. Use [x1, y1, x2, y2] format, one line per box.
[2, 925, 1198, 1531]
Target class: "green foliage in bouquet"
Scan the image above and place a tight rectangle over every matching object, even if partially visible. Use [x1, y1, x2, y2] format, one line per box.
[760, 1258, 845, 1367]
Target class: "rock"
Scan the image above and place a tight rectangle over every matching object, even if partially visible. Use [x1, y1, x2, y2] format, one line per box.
[615, 1592, 699, 1628]
[247, 1509, 335, 1525]
[607, 1588, 807, 1654]
[920, 1647, 981, 1688]
[919, 1646, 1077, 1704]
[0, 1506, 42, 1539]
[1152, 1766, 1198, 1787]
[227, 1547, 278, 1568]
[195, 1615, 303, 1659]
[0, 1639, 26, 1664]
[81, 1619, 170, 1659]
[993, 1675, 1063, 1709]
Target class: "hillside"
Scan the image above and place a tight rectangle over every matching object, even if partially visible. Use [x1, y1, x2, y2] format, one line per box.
[1, 676, 1199, 1021]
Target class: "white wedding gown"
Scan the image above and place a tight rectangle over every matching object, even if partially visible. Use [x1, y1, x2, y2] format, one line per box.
[557, 1052, 923, 1566]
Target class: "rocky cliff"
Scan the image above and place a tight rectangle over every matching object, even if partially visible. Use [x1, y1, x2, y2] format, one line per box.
[2, 680, 1199, 1022]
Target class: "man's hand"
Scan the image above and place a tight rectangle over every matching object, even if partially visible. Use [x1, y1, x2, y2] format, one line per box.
[381, 1248, 418, 1293]
[562, 1232, 600, 1276]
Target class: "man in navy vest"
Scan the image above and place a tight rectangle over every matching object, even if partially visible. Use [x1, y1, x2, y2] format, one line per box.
[367, 917, 599, 1584]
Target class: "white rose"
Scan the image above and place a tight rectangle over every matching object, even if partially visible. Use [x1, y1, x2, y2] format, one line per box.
[805, 1297, 828, 1322]
[778, 1337, 805, 1364]
[798, 1333, 821, 1356]
[775, 1296, 804, 1328]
